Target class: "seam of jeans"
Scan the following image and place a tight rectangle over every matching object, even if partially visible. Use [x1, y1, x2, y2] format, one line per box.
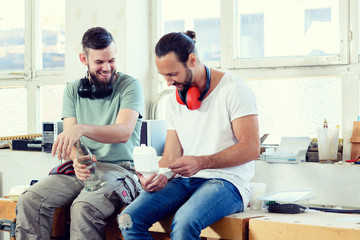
[203, 180, 243, 220]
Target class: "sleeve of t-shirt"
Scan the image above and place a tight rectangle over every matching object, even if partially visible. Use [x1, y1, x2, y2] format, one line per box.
[165, 92, 177, 130]
[120, 79, 144, 118]
[61, 81, 77, 119]
[228, 79, 258, 122]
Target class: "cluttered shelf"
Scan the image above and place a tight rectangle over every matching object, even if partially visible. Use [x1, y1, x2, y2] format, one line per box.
[260, 135, 344, 164]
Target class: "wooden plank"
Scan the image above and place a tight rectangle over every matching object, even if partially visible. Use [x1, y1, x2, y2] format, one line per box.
[351, 122, 360, 160]
[51, 207, 67, 238]
[0, 201, 68, 238]
[149, 210, 266, 240]
[249, 211, 360, 240]
[0, 198, 16, 219]
[352, 122, 360, 137]
[350, 137, 360, 143]
[0, 134, 42, 141]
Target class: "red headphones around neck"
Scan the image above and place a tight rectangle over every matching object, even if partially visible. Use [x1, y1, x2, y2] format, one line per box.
[176, 65, 211, 110]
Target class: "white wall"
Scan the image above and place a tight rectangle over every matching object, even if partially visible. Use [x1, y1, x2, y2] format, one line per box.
[252, 160, 360, 209]
[0, 151, 56, 199]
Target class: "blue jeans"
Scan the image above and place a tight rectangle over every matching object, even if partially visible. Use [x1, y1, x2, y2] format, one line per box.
[118, 177, 244, 240]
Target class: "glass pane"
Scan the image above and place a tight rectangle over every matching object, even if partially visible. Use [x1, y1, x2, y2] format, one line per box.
[246, 77, 342, 144]
[239, 13, 264, 58]
[193, 18, 220, 61]
[161, 0, 220, 62]
[0, 0, 25, 72]
[0, 88, 27, 136]
[39, 0, 65, 70]
[40, 85, 65, 122]
[237, 0, 340, 59]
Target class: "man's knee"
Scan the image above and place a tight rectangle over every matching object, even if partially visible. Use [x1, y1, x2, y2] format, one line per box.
[117, 213, 133, 230]
[17, 190, 43, 211]
[71, 201, 105, 221]
[15, 191, 50, 239]
[172, 210, 199, 233]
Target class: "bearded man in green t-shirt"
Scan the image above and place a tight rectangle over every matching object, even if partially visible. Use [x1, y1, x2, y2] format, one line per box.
[15, 27, 144, 240]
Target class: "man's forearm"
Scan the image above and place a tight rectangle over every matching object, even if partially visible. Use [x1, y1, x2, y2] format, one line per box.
[199, 142, 259, 169]
[78, 123, 133, 144]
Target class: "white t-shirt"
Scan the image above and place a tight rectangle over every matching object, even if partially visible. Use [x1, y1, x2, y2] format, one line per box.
[166, 72, 258, 206]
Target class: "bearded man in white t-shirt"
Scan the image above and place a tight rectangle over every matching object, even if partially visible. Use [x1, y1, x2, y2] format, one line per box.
[119, 30, 260, 240]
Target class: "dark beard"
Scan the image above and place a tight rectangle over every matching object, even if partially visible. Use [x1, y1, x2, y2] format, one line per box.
[182, 66, 193, 91]
[89, 71, 116, 94]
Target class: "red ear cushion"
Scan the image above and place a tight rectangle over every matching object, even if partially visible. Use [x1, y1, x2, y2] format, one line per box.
[176, 90, 185, 105]
[186, 86, 201, 110]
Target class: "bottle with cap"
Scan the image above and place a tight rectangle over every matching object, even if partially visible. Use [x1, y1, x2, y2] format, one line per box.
[323, 119, 328, 128]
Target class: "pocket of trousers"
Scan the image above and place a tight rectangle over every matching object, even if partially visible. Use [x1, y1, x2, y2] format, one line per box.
[104, 178, 133, 207]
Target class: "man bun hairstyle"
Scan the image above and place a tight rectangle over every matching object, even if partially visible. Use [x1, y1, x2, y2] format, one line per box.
[81, 27, 115, 56]
[155, 30, 198, 65]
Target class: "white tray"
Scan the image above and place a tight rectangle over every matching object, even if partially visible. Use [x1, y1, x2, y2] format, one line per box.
[258, 189, 315, 202]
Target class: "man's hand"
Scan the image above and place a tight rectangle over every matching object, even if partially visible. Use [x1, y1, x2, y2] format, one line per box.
[137, 172, 168, 192]
[168, 155, 202, 177]
[73, 155, 96, 181]
[51, 125, 83, 160]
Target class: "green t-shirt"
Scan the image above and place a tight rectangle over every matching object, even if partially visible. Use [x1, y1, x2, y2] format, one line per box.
[62, 72, 144, 163]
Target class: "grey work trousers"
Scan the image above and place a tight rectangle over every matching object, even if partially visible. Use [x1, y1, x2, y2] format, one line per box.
[15, 161, 141, 240]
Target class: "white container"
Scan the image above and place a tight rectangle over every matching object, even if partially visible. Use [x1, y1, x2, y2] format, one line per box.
[317, 127, 339, 163]
[250, 183, 267, 210]
[133, 144, 173, 179]
[8, 185, 29, 201]
[133, 144, 160, 178]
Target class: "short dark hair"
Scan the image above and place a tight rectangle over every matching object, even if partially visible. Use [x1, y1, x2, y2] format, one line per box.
[155, 30, 198, 65]
[81, 27, 115, 56]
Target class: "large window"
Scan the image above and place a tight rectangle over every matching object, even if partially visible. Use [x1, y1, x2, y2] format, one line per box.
[0, 0, 65, 136]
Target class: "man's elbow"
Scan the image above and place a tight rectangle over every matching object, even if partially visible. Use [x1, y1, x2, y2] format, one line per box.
[119, 130, 133, 143]
[250, 147, 260, 160]
[248, 141, 260, 160]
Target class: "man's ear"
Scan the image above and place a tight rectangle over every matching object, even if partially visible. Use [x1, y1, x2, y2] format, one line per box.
[79, 53, 88, 66]
[187, 53, 197, 67]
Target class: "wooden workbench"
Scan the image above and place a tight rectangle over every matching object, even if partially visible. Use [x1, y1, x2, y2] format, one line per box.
[0, 198, 16, 220]
[249, 210, 360, 240]
[148, 210, 266, 240]
[3, 196, 360, 240]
